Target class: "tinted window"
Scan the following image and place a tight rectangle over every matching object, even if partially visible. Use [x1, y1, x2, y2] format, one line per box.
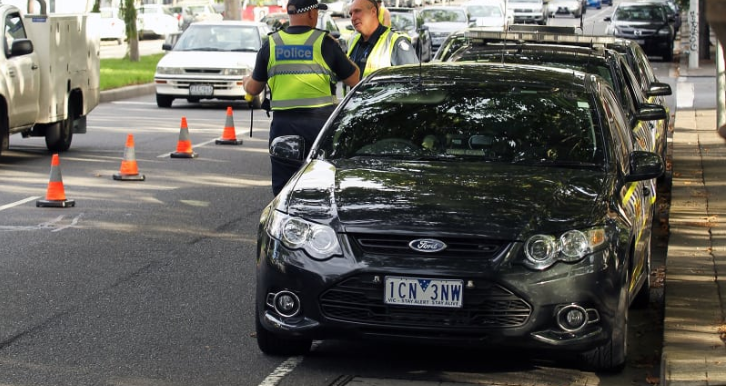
[320, 81, 604, 166]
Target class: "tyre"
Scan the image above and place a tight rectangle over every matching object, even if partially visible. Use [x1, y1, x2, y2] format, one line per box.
[156, 94, 174, 108]
[45, 100, 74, 152]
[0, 105, 7, 158]
[255, 307, 312, 356]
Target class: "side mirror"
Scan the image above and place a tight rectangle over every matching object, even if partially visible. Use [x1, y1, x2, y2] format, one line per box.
[625, 151, 664, 182]
[162, 43, 173, 50]
[636, 103, 667, 121]
[603, 16, 611, 22]
[270, 135, 306, 162]
[330, 30, 341, 39]
[10, 39, 33, 56]
[647, 81, 672, 97]
[346, 24, 354, 31]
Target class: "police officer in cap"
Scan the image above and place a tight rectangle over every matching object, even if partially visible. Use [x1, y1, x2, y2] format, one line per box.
[244, 0, 360, 196]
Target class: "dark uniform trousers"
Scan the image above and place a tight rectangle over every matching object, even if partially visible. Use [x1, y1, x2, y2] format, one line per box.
[269, 105, 336, 196]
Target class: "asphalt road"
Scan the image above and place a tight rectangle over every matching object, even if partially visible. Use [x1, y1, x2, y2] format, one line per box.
[0, 5, 692, 386]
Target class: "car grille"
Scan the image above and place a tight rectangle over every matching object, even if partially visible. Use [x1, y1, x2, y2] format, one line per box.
[320, 274, 531, 328]
[616, 27, 657, 37]
[349, 233, 506, 258]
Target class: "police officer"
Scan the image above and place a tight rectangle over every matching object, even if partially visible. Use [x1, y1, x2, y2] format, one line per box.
[376, 0, 391, 27]
[244, 0, 360, 196]
[348, 0, 418, 80]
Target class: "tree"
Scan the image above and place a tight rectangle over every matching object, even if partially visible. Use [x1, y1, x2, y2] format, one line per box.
[120, 0, 140, 62]
[224, 0, 241, 20]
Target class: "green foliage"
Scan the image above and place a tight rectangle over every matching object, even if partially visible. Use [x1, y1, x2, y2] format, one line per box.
[99, 53, 164, 91]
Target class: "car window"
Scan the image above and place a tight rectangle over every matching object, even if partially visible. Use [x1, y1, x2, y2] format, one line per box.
[320, 81, 603, 166]
[421, 9, 468, 23]
[174, 25, 261, 51]
[614, 5, 665, 21]
[599, 86, 631, 168]
[465, 5, 503, 17]
[391, 13, 415, 30]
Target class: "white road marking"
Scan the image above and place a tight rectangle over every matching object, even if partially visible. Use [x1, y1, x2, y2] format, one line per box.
[0, 196, 41, 211]
[257, 342, 320, 386]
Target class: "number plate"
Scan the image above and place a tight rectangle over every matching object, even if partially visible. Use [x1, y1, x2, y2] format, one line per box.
[384, 276, 463, 308]
[189, 84, 214, 96]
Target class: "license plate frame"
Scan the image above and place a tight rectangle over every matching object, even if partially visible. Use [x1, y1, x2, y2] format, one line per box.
[189, 84, 214, 97]
[384, 276, 463, 308]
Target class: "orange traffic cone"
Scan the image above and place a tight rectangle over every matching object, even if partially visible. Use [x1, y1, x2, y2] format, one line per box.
[171, 116, 198, 158]
[215, 106, 242, 145]
[113, 134, 145, 181]
[36, 154, 75, 208]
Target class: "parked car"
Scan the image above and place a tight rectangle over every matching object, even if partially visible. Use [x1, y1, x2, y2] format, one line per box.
[546, 0, 584, 17]
[420, 6, 470, 53]
[154, 21, 271, 108]
[320, 0, 348, 16]
[585, 0, 601, 9]
[604, 1, 674, 61]
[136, 4, 180, 39]
[389, 7, 433, 61]
[170, 3, 224, 31]
[637, 0, 681, 39]
[260, 11, 349, 53]
[437, 29, 671, 167]
[256, 62, 664, 372]
[607, 38, 672, 163]
[98, 6, 126, 45]
[505, 0, 547, 24]
[462, 0, 512, 30]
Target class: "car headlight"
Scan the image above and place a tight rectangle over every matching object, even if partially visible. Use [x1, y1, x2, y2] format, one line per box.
[156, 67, 184, 75]
[523, 227, 606, 270]
[267, 210, 342, 260]
[221, 68, 246, 76]
[657, 27, 671, 35]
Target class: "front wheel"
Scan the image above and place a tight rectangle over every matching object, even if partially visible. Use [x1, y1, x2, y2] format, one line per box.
[157, 94, 174, 108]
[45, 101, 74, 152]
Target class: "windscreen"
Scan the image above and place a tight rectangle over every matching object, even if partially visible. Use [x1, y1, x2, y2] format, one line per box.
[319, 80, 605, 167]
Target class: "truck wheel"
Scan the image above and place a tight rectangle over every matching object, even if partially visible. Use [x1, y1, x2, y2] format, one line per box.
[0, 106, 8, 158]
[157, 94, 174, 108]
[45, 101, 74, 152]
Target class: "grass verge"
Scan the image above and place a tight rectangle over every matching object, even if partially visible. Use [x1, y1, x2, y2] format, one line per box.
[100, 53, 164, 91]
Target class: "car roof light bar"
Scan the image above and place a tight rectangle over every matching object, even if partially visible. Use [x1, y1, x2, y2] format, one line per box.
[465, 31, 617, 46]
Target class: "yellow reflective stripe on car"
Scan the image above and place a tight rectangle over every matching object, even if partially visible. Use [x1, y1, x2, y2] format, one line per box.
[622, 182, 638, 206]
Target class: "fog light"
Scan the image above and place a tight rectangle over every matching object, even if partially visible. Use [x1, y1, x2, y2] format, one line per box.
[556, 305, 588, 332]
[273, 291, 301, 318]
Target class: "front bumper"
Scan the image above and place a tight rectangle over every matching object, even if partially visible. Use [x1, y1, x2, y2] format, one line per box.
[256, 231, 624, 352]
[154, 76, 246, 99]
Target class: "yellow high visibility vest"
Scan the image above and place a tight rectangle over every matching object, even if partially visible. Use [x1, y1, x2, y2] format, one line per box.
[347, 28, 402, 78]
[267, 29, 337, 110]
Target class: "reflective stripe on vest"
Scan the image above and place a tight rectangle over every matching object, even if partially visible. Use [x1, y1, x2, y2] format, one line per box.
[347, 29, 400, 78]
[267, 29, 337, 110]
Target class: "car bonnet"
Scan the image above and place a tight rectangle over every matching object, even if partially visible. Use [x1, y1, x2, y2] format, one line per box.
[280, 159, 608, 240]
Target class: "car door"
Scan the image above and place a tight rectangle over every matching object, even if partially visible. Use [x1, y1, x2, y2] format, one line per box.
[3, 11, 39, 129]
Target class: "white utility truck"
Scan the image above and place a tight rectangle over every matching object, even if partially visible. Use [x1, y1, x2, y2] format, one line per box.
[0, 0, 100, 157]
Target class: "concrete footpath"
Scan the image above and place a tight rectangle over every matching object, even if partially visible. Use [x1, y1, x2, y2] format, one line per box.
[660, 43, 726, 385]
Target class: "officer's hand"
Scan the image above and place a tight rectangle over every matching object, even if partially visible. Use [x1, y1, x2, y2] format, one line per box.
[245, 94, 255, 103]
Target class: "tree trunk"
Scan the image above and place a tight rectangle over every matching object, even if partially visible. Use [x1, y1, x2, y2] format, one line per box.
[122, 0, 140, 62]
[224, 0, 241, 20]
